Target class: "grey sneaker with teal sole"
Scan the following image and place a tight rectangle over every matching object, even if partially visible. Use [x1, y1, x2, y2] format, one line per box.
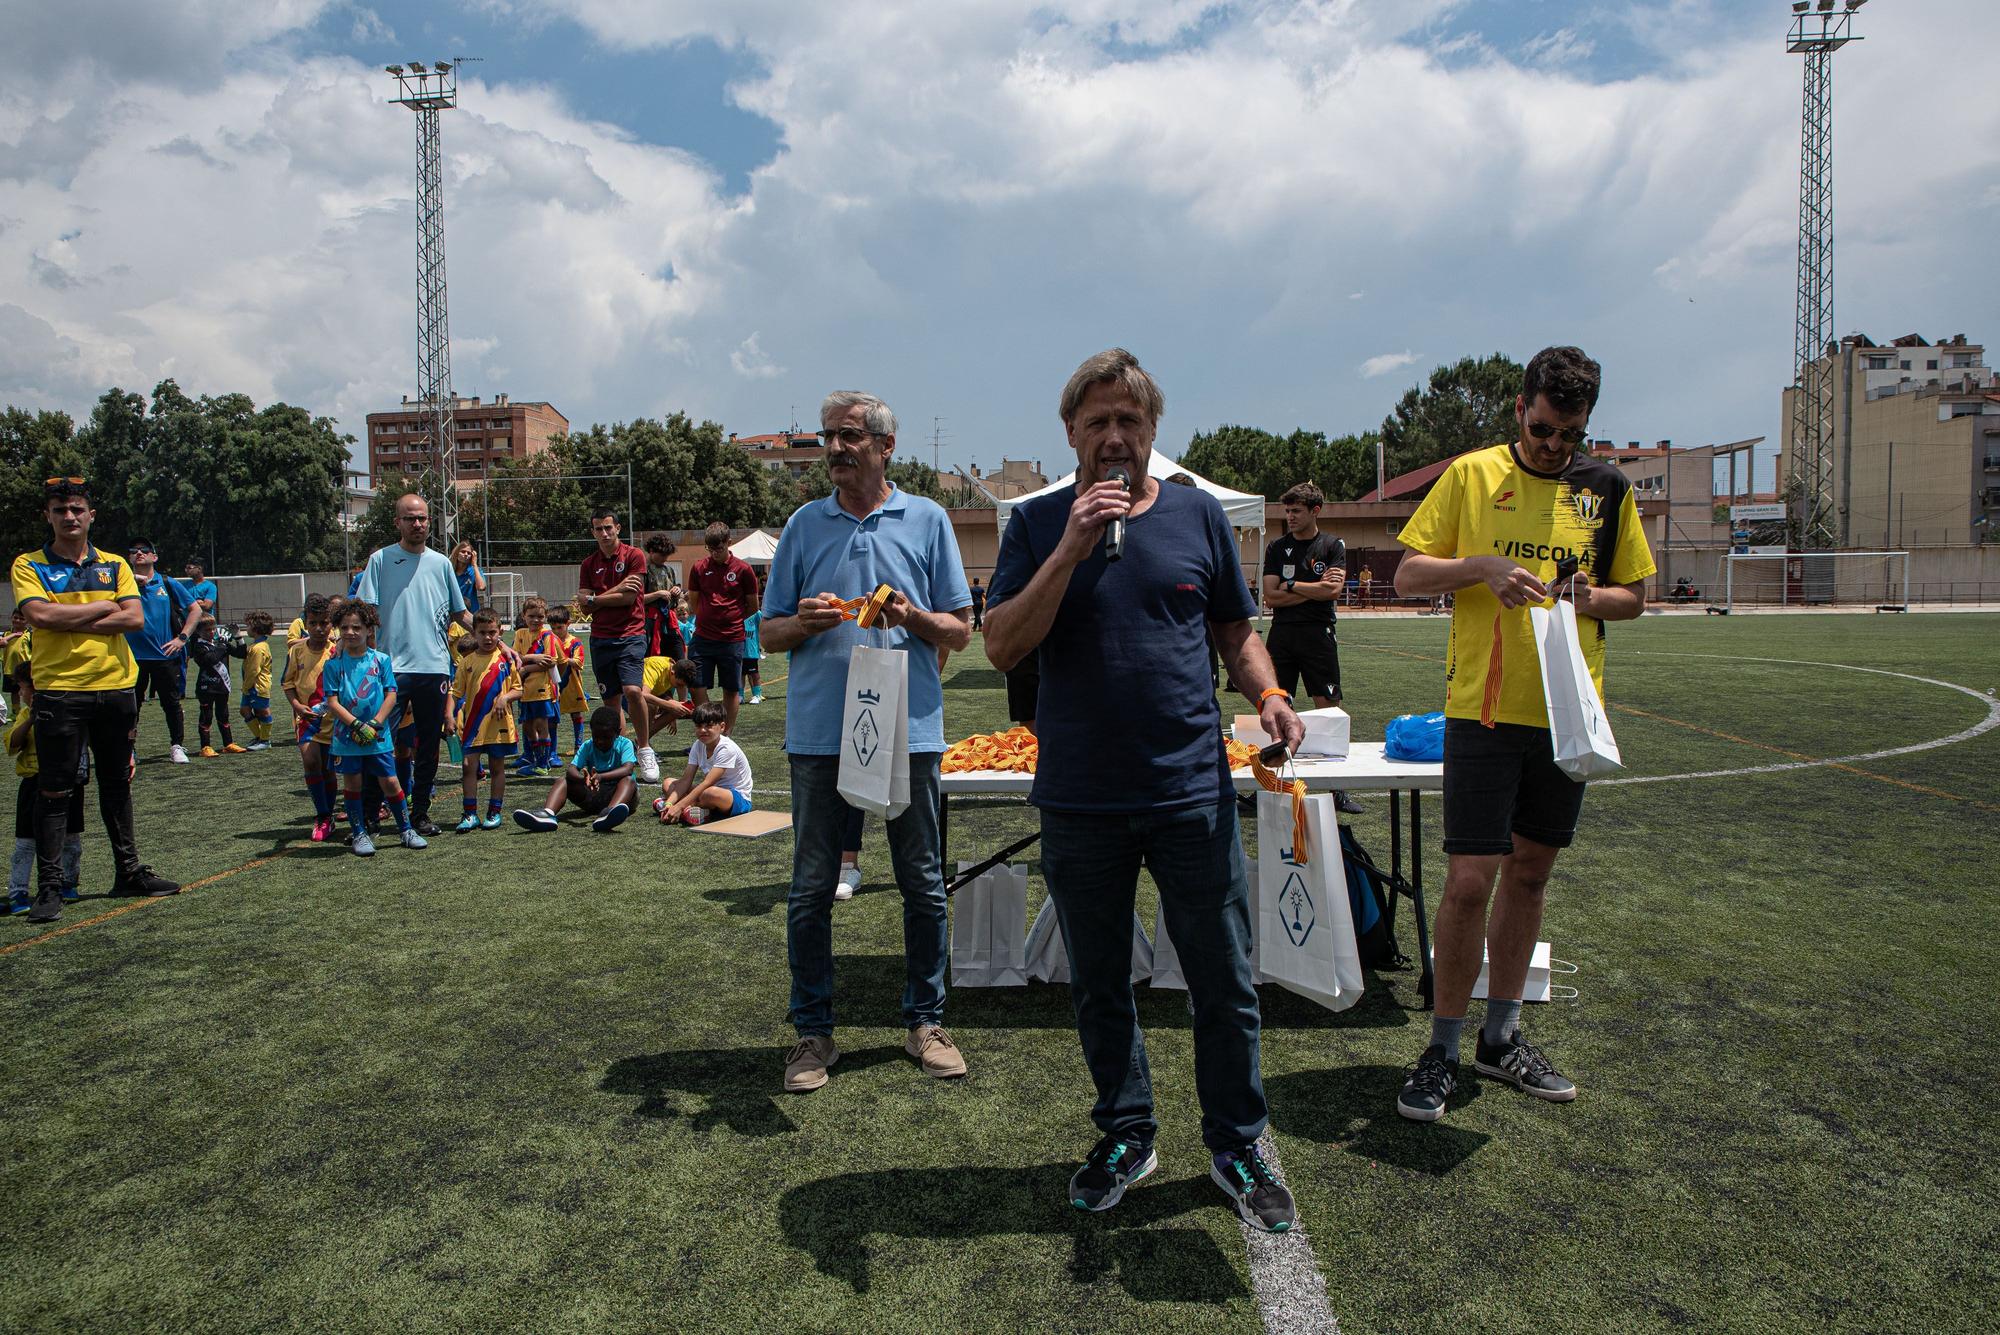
[1069, 1136, 1157, 1213]
[1210, 1144, 1296, 1233]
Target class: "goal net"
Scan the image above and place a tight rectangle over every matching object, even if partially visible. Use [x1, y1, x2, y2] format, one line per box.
[1722, 551, 1909, 612]
[209, 574, 307, 627]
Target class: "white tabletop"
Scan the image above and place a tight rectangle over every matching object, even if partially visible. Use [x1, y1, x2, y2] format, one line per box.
[939, 740, 1443, 796]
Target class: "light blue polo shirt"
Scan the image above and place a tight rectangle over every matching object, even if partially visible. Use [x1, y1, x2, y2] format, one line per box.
[764, 486, 970, 755]
[353, 544, 465, 676]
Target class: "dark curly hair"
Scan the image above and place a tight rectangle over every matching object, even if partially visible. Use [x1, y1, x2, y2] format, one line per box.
[1521, 346, 1602, 417]
[336, 600, 380, 630]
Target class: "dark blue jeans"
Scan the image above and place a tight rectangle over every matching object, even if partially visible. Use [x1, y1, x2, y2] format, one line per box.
[787, 753, 948, 1037]
[1041, 800, 1267, 1154]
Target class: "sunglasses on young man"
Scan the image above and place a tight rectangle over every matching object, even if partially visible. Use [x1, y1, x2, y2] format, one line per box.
[1525, 421, 1590, 446]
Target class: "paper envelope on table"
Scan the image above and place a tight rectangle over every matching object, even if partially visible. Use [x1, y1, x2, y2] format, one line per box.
[1232, 708, 1349, 758]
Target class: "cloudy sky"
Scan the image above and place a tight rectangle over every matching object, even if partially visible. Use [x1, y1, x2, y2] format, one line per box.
[3, 0, 1994, 492]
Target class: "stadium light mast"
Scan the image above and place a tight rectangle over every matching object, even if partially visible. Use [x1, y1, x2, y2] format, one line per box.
[1785, 0, 1863, 551]
[385, 59, 468, 548]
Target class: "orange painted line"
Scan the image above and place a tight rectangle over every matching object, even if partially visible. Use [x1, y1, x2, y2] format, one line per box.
[0, 849, 293, 959]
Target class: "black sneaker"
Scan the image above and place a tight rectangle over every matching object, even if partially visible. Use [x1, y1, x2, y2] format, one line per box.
[1209, 1143, 1296, 1233]
[1333, 790, 1364, 816]
[1473, 1029, 1577, 1102]
[110, 866, 180, 898]
[412, 819, 443, 839]
[1068, 1136, 1157, 1213]
[591, 802, 632, 833]
[1396, 1044, 1458, 1122]
[26, 887, 63, 923]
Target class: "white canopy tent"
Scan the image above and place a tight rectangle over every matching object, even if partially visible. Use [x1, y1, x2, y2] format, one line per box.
[729, 529, 782, 565]
[993, 453, 1265, 581]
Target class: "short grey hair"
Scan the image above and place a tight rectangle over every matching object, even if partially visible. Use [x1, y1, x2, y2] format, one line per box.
[820, 391, 897, 437]
[1058, 348, 1164, 427]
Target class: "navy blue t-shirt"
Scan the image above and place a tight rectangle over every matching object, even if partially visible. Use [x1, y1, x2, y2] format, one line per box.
[988, 481, 1255, 814]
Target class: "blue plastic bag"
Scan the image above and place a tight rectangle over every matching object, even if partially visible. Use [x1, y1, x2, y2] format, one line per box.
[1384, 711, 1445, 762]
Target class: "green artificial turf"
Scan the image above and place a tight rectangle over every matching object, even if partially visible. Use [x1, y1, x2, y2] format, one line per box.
[2, 614, 1996, 1333]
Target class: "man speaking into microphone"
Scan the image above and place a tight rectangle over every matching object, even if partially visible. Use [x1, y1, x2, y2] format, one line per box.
[985, 348, 1306, 1233]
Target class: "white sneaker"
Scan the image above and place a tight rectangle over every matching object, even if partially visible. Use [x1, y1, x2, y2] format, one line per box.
[169, 745, 189, 764]
[834, 866, 860, 901]
[637, 746, 661, 784]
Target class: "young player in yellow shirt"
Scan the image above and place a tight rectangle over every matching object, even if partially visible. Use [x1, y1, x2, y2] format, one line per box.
[448, 609, 523, 831]
[283, 594, 338, 841]
[511, 596, 561, 776]
[548, 606, 591, 756]
[238, 611, 276, 749]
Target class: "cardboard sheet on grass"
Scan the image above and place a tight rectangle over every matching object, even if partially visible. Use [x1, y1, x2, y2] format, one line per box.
[687, 810, 793, 838]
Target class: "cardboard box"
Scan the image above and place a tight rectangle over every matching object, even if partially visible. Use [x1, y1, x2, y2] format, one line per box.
[1231, 707, 1350, 759]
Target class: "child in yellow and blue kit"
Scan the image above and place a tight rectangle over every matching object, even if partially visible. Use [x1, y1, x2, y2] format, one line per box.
[548, 606, 590, 756]
[449, 609, 522, 831]
[239, 611, 276, 750]
[8, 660, 86, 915]
[511, 596, 561, 776]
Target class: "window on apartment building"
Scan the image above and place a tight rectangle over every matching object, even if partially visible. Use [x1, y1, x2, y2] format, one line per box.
[1900, 360, 1911, 370]
[1865, 356, 1890, 370]
[1928, 360, 1939, 370]
[1950, 402, 1979, 417]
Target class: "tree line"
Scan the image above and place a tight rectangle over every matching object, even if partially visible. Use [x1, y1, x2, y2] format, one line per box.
[1177, 352, 1526, 501]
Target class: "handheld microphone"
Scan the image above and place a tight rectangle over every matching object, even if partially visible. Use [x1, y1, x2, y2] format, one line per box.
[1105, 465, 1130, 562]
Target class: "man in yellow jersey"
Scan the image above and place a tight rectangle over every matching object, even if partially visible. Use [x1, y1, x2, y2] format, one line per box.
[10, 478, 181, 922]
[1390, 347, 1654, 1122]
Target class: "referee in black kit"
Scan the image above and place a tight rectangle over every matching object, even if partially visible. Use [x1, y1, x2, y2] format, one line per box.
[1260, 481, 1360, 813]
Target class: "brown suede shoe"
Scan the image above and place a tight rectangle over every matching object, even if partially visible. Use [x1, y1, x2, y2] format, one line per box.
[784, 1036, 839, 1093]
[905, 1025, 967, 1079]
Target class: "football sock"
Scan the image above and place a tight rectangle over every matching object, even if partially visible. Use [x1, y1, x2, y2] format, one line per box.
[218, 720, 234, 745]
[389, 797, 412, 832]
[1430, 1015, 1465, 1063]
[10, 837, 33, 898]
[305, 773, 333, 817]
[345, 796, 366, 831]
[396, 752, 414, 795]
[1482, 999, 1523, 1047]
[571, 721, 585, 749]
[463, 796, 478, 816]
[486, 798, 502, 818]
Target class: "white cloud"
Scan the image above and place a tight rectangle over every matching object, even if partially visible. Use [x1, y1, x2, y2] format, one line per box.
[1360, 350, 1419, 379]
[1521, 27, 1593, 67]
[347, 5, 393, 43]
[730, 332, 784, 380]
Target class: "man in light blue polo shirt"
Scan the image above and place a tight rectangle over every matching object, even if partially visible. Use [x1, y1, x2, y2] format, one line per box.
[126, 540, 203, 763]
[354, 493, 468, 837]
[761, 390, 972, 1095]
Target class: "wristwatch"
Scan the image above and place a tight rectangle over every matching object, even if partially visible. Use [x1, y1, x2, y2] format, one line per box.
[1283, 579, 1296, 592]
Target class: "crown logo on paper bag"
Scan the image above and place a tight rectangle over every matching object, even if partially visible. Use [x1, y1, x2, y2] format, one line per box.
[857, 688, 882, 705]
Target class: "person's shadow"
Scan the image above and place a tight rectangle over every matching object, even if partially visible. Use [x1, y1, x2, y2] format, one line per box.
[1265, 1064, 1490, 1175]
[777, 1163, 1247, 1302]
[600, 1046, 903, 1137]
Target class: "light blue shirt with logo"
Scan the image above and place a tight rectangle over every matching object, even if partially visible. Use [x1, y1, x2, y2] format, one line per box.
[354, 544, 465, 676]
[763, 486, 970, 756]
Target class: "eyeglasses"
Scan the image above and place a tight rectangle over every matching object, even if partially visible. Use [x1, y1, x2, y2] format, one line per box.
[816, 428, 886, 448]
[1525, 421, 1590, 446]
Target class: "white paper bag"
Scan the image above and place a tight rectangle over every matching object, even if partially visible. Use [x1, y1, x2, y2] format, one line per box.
[837, 642, 911, 817]
[1429, 940, 1553, 1002]
[1150, 902, 1186, 990]
[1529, 599, 1624, 781]
[1024, 899, 1154, 985]
[1254, 789, 1363, 1012]
[951, 862, 1028, 987]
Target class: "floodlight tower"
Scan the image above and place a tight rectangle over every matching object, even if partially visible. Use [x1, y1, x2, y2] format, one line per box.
[386, 59, 463, 547]
[1785, 0, 1864, 550]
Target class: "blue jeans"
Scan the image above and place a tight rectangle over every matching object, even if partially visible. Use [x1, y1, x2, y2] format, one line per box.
[1041, 800, 1267, 1154]
[787, 753, 947, 1037]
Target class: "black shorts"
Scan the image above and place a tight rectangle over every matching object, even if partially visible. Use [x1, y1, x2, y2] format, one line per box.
[567, 781, 615, 815]
[17, 774, 86, 840]
[1264, 620, 1341, 703]
[689, 636, 745, 694]
[1005, 660, 1040, 724]
[1441, 718, 1586, 856]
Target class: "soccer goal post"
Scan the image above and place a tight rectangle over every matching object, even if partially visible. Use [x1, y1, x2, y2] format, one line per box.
[209, 573, 308, 626]
[1722, 550, 1909, 613]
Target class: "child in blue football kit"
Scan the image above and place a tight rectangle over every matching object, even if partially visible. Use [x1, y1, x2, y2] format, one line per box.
[320, 602, 426, 856]
[512, 706, 638, 833]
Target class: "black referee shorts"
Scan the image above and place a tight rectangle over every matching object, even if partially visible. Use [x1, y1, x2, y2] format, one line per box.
[1263, 620, 1341, 703]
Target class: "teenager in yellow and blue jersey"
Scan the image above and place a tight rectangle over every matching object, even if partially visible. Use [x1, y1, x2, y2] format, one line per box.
[320, 600, 425, 857]
[9, 477, 180, 920]
[449, 608, 522, 831]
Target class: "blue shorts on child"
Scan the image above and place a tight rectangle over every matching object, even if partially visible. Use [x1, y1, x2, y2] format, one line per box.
[464, 742, 517, 758]
[242, 691, 270, 711]
[520, 700, 559, 721]
[721, 788, 753, 817]
[332, 752, 398, 778]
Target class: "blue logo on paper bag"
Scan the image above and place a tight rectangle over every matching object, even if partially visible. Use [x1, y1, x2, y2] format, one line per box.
[1279, 870, 1315, 947]
[851, 707, 880, 765]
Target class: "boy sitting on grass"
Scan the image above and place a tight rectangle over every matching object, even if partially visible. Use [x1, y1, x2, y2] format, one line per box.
[512, 706, 637, 833]
[654, 700, 753, 826]
[448, 609, 523, 832]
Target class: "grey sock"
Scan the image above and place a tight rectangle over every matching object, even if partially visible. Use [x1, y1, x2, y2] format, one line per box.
[1430, 1015, 1466, 1063]
[1483, 999, 1523, 1047]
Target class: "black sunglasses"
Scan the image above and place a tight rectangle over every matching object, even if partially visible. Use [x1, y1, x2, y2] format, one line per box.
[816, 427, 887, 447]
[1526, 421, 1590, 446]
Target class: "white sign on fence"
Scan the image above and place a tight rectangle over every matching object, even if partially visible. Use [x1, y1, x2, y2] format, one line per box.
[1730, 503, 1786, 522]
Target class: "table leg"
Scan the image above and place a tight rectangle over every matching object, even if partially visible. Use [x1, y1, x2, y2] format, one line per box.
[1411, 791, 1433, 1010]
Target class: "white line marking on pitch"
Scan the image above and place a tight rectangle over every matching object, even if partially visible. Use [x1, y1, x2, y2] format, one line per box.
[1606, 653, 2000, 786]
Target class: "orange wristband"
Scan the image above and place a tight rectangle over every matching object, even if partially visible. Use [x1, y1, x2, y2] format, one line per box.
[1259, 687, 1290, 704]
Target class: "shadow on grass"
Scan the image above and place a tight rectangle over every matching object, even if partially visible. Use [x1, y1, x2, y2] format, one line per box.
[600, 1046, 904, 1135]
[1266, 1064, 1490, 1175]
[778, 1163, 1247, 1301]
[831, 954, 1416, 1031]
[703, 881, 791, 917]
[942, 668, 1007, 691]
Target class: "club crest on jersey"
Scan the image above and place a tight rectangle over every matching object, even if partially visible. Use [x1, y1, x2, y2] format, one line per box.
[1571, 489, 1603, 524]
